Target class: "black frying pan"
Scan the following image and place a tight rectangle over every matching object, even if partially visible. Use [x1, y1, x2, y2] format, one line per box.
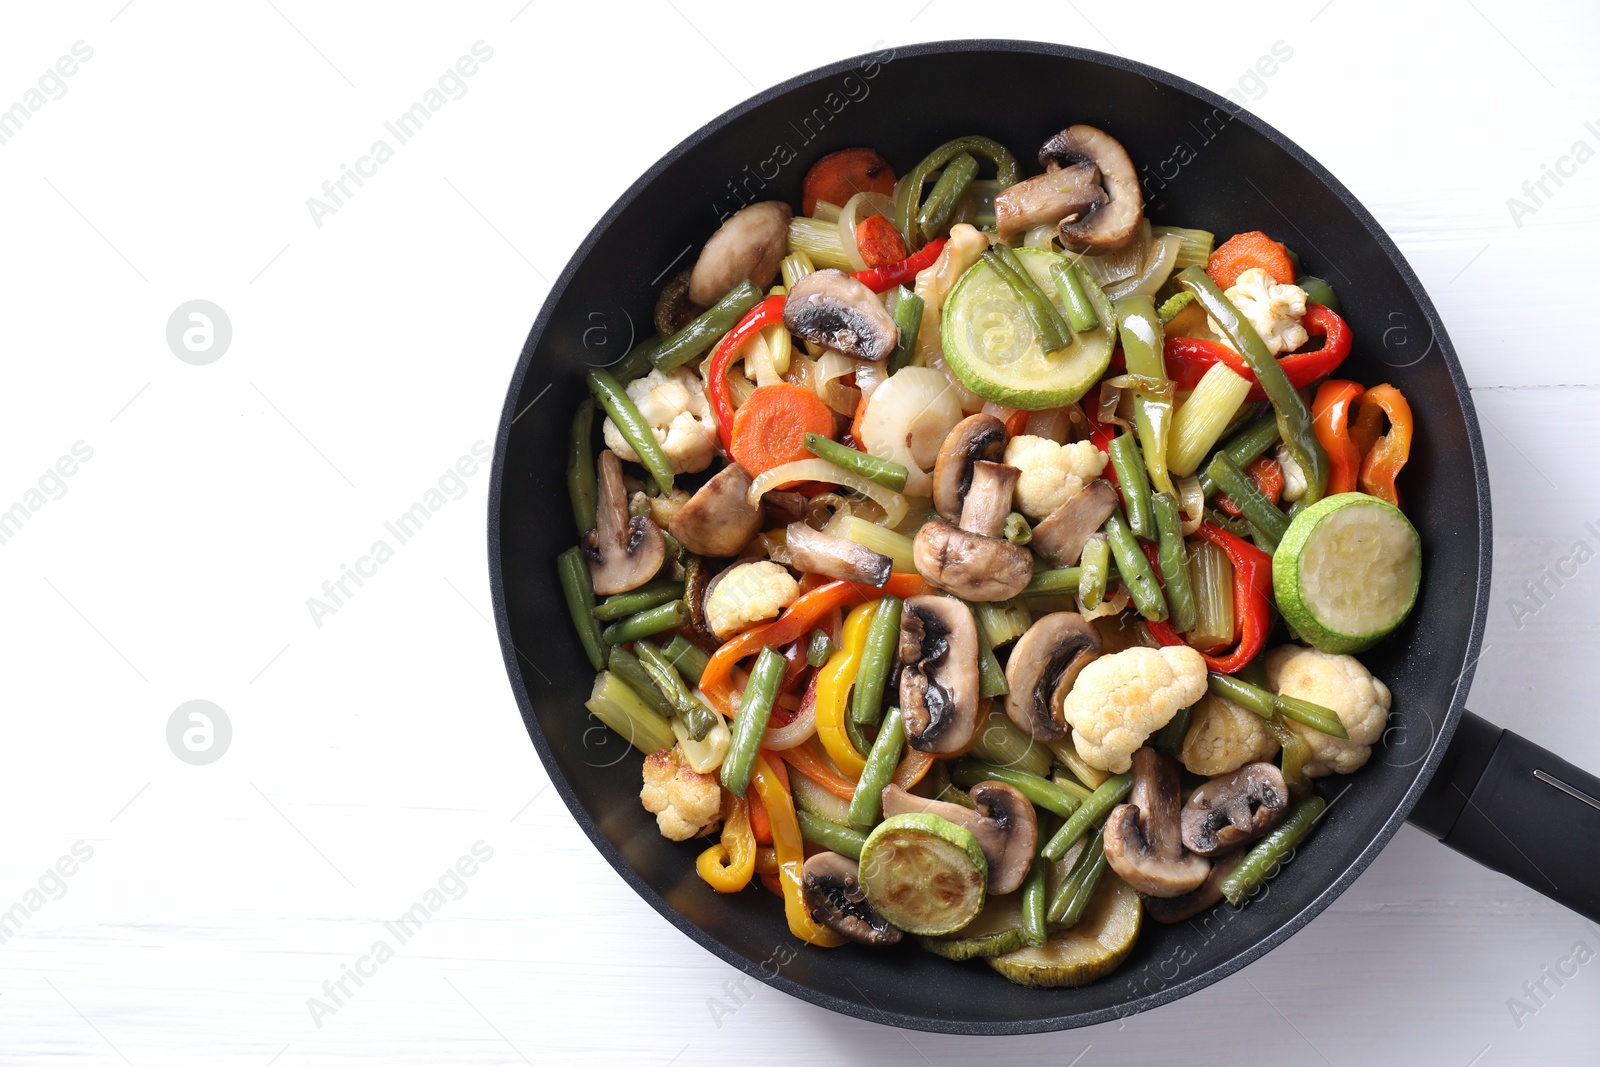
[488, 40, 1600, 1034]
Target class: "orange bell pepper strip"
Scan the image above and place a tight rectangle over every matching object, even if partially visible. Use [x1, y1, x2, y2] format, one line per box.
[812, 601, 878, 781]
[780, 742, 858, 800]
[1313, 379, 1365, 495]
[1357, 384, 1414, 507]
[700, 573, 929, 716]
[695, 793, 756, 893]
[750, 753, 846, 947]
[891, 749, 935, 790]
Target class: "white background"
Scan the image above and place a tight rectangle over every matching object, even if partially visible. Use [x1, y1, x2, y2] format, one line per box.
[2, 1, 1598, 1064]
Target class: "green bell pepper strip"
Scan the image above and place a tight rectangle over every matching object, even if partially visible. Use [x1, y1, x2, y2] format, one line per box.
[894, 135, 1022, 247]
[1115, 295, 1175, 497]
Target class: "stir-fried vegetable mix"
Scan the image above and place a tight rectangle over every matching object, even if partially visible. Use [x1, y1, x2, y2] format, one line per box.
[555, 122, 1421, 988]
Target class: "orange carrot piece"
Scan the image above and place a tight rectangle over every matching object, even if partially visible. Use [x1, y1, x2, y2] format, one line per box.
[802, 147, 896, 217]
[729, 384, 836, 477]
[1207, 230, 1296, 289]
[855, 213, 908, 269]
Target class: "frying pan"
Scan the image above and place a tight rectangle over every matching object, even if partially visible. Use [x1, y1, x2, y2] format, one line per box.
[488, 40, 1600, 1034]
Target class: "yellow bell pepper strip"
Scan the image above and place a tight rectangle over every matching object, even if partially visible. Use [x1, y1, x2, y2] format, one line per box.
[814, 601, 879, 780]
[695, 793, 756, 893]
[1356, 384, 1414, 508]
[751, 753, 846, 948]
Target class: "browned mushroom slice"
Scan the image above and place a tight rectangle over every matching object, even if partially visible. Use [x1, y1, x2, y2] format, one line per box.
[784, 522, 891, 587]
[1142, 852, 1244, 924]
[1030, 480, 1119, 567]
[914, 459, 1032, 601]
[688, 201, 792, 306]
[1181, 762, 1290, 857]
[654, 268, 701, 338]
[1039, 125, 1144, 251]
[992, 163, 1107, 243]
[783, 269, 899, 362]
[897, 595, 981, 755]
[801, 852, 903, 946]
[667, 463, 763, 558]
[931, 413, 1008, 522]
[1004, 612, 1102, 743]
[880, 781, 1038, 895]
[584, 449, 666, 596]
[1102, 748, 1211, 898]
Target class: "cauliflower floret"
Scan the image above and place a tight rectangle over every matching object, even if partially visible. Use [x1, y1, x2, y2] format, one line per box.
[1065, 645, 1208, 773]
[601, 367, 717, 474]
[640, 746, 722, 841]
[704, 561, 799, 640]
[1266, 644, 1391, 777]
[1181, 693, 1280, 777]
[1003, 435, 1109, 520]
[1209, 267, 1308, 357]
[1274, 441, 1308, 503]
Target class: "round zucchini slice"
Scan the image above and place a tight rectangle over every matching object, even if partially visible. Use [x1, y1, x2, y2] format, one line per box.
[988, 872, 1142, 988]
[919, 891, 1028, 961]
[859, 813, 987, 936]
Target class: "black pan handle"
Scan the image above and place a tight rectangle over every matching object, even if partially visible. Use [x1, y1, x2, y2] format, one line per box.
[1410, 710, 1600, 921]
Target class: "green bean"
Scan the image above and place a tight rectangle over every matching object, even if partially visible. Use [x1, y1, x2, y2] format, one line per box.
[845, 713, 874, 758]
[607, 646, 674, 718]
[1152, 705, 1192, 758]
[1207, 672, 1349, 739]
[886, 285, 924, 374]
[1205, 452, 1289, 543]
[1178, 267, 1328, 505]
[1265, 717, 1313, 800]
[1048, 826, 1109, 926]
[806, 628, 837, 668]
[1207, 671, 1274, 716]
[634, 640, 715, 740]
[1249, 520, 1280, 558]
[721, 647, 784, 796]
[1003, 512, 1032, 546]
[805, 433, 909, 493]
[611, 336, 662, 381]
[1273, 695, 1350, 739]
[600, 599, 690, 646]
[586, 369, 674, 494]
[1021, 858, 1049, 947]
[592, 580, 685, 621]
[916, 151, 979, 241]
[1156, 289, 1195, 324]
[1108, 433, 1155, 540]
[1077, 532, 1109, 609]
[797, 809, 868, 862]
[1104, 509, 1168, 622]
[660, 634, 709, 685]
[950, 761, 1081, 819]
[850, 595, 902, 725]
[567, 399, 598, 533]
[895, 135, 1022, 246]
[847, 707, 906, 829]
[1051, 261, 1101, 333]
[650, 280, 763, 372]
[1220, 794, 1326, 905]
[557, 547, 606, 670]
[1152, 493, 1198, 633]
[984, 245, 1072, 353]
[1042, 772, 1131, 860]
[1198, 410, 1280, 496]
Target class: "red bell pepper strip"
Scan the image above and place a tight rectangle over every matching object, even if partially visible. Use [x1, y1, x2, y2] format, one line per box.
[705, 294, 786, 454]
[1356, 384, 1414, 507]
[851, 237, 947, 293]
[1147, 523, 1272, 674]
[1083, 397, 1119, 488]
[1215, 455, 1284, 517]
[1163, 303, 1353, 403]
[1312, 379, 1365, 495]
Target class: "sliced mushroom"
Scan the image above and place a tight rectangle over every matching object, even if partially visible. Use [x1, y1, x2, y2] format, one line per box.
[688, 201, 792, 307]
[1038, 125, 1144, 251]
[654, 268, 700, 337]
[1030, 479, 1119, 567]
[1004, 612, 1102, 743]
[1142, 852, 1244, 924]
[931, 413, 1007, 521]
[801, 852, 903, 946]
[992, 163, 1107, 243]
[683, 555, 722, 646]
[957, 461, 1018, 539]
[880, 781, 1038, 894]
[1103, 747, 1211, 898]
[897, 595, 981, 755]
[783, 269, 898, 362]
[914, 459, 1032, 601]
[784, 522, 891, 587]
[667, 463, 763, 558]
[584, 450, 666, 595]
[1181, 762, 1290, 857]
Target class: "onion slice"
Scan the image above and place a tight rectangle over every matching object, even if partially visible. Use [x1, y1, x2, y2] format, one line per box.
[747, 458, 908, 528]
[762, 680, 818, 750]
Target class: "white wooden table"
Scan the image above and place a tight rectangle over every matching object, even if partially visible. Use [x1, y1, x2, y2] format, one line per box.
[3, 2, 1597, 1063]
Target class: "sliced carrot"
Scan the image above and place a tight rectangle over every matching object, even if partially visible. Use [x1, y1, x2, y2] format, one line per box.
[849, 392, 870, 448]
[1002, 407, 1029, 438]
[802, 147, 896, 217]
[855, 213, 908, 269]
[747, 788, 772, 845]
[729, 383, 836, 477]
[1207, 230, 1296, 289]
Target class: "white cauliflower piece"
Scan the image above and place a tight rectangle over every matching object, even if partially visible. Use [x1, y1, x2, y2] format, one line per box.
[1003, 435, 1109, 520]
[1266, 644, 1391, 777]
[601, 367, 717, 474]
[1065, 645, 1208, 773]
[1181, 693, 1280, 777]
[640, 747, 722, 841]
[704, 561, 799, 640]
[1209, 267, 1308, 357]
[1274, 441, 1308, 503]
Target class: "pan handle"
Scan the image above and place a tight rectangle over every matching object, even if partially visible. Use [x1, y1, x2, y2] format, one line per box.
[1409, 710, 1600, 921]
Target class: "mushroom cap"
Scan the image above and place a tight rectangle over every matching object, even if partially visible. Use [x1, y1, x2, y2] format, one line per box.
[992, 163, 1107, 242]
[897, 595, 981, 754]
[688, 201, 792, 307]
[1039, 125, 1143, 251]
[585, 450, 667, 596]
[1030, 480, 1120, 567]
[932, 413, 1008, 522]
[913, 517, 1033, 602]
[801, 851, 904, 946]
[1142, 851, 1244, 924]
[782, 269, 899, 362]
[1103, 748, 1211, 897]
[1004, 612, 1102, 743]
[879, 781, 1038, 895]
[1181, 762, 1290, 856]
[667, 462, 763, 557]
